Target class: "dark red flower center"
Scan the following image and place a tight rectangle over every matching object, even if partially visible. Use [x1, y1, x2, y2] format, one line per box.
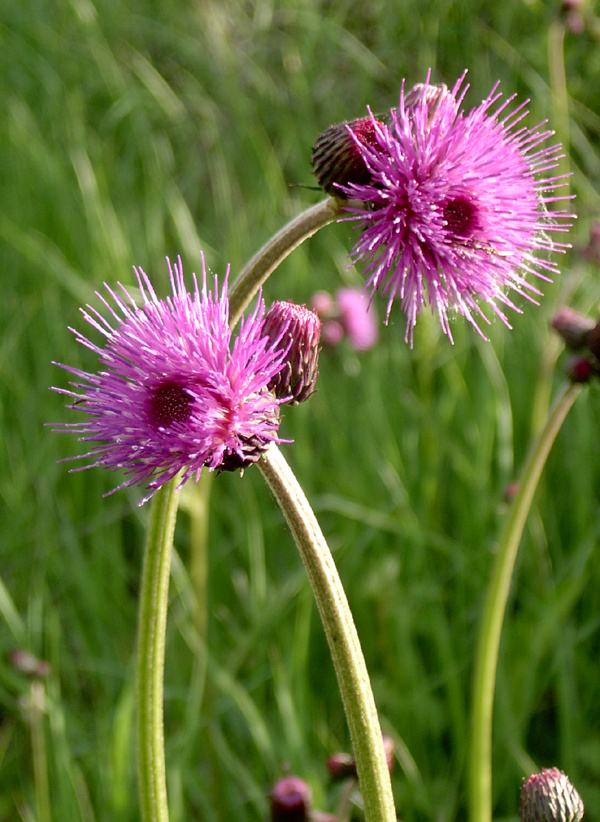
[443, 195, 478, 239]
[148, 380, 194, 427]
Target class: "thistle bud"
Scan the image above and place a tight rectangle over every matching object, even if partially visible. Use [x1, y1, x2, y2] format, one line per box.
[327, 752, 357, 782]
[519, 767, 584, 822]
[559, 0, 585, 34]
[262, 302, 321, 405]
[564, 354, 595, 384]
[312, 116, 384, 196]
[327, 736, 394, 782]
[270, 776, 312, 822]
[552, 307, 596, 351]
[403, 81, 457, 128]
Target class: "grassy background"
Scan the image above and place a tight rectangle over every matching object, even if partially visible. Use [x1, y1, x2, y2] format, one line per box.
[2, 0, 600, 820]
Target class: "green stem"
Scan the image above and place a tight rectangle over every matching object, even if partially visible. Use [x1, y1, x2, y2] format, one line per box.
[228, 197, 341, 326]
[136, 478, 180, 822]
[259, 445, 396, 822]
[189, 472, 213, 646]
[30, 681, 51, 822]
[133, 195, 340, 820]
[468, 381, 581, 822]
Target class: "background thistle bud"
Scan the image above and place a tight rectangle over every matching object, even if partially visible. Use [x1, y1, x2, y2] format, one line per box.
[262, 301, 321, 405]
[311, 116, 383, 195]
[327, 735, 394, 782]
[270, 776, 312, 822]
[519, 767, 584, 822]
[327, 752, 357, 782]
[564, 354, 596, 384]
[552, 307, 596, 351]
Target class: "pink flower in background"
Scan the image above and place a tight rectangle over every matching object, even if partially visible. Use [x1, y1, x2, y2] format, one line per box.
[52, 257, 287, 502]
[339, 72, 574, 343]
[311, 288, 378, 351]
[336, 288, 379, 350]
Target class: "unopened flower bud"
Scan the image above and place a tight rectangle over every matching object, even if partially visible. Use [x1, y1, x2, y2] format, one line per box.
[262, 302, 321, 405]
[403, 81, 457, 128]
[270, 776, 312, 822]
[327, 735, 394, 783]
[519, 767, 584, 822]
[564, 355, 595, 384]
[312, 116, 384, 196]
[327, 752, 357, 782]
[552, 307, 596, 351]
[559, 0, 585, 34]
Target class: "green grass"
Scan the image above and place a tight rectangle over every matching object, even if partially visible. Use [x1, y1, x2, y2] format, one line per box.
[2, 0, 600, 819]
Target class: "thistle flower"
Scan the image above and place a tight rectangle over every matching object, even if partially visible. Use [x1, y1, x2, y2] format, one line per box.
[519, 767, 584, 822]
[338, 71, 574, 344]
[52, 257, 288, 502]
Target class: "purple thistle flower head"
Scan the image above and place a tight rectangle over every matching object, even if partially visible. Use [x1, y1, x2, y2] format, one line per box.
[51, 256, 288, 503]
[339, 71, 575, 344]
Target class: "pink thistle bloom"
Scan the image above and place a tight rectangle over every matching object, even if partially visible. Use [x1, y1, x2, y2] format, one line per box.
[336, 288, 379, 350]
[310, 289, 378, 351]
[339, 72, 575, 344]
[51, 256, 288, 503]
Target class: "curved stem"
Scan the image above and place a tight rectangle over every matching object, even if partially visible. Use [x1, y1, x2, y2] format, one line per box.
[228, 197, 341, 325]
[259, 445, 396, 822]
[468, 382, 582, 822]
[136, 478, 180, 822]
